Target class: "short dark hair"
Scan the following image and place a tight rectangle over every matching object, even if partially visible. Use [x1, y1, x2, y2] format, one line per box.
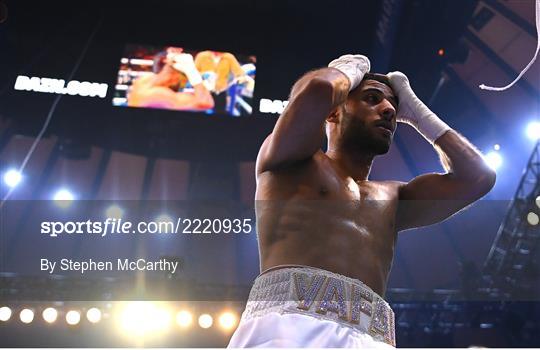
[153, 50, 168, 73]
[362, 73, 391, 87]
[290, 70, 397, 104]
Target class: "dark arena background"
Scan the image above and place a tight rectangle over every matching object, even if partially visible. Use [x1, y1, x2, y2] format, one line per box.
[0, 0, 539, 347]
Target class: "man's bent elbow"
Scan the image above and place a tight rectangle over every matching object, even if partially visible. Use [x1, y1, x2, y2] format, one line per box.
[305, 77, 334, 96]
[290, 68, 348, 105]
[301, 77, 344, 110]
[475, 168, 497, 197]
[197, 93, 215, 110]
[199, 100, 214, 110]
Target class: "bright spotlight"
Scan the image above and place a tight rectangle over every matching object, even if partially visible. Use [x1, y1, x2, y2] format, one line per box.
[484, 151, 503, 170]
[42, 307, 58, 323]
[536, 195, 540, 209]
[118, 302, 172, 336]
[86, 308, 102, 323]
[218, 311, 238, 331]
[155, 214, 173, 233]
[119, 302, 150, 334]
[105, 204, 124, 220]
[198, 314, 213, 329]
[493, 144, 500, 151]
[66, 310, 81, 325]
[53, 188, 75, 208]
[526, 121, 540, 141]
[3, 169, 22, 188]
[527, 212, 539, 226]
[155, 308, 172, 331]
[156, 214, 173, 223]
[54, 189, 74, 201]
[176, 310, 193, 328]
[19, 309, 34, 324]
[156, 214, 172, 222]
[0, 306, 12, 321]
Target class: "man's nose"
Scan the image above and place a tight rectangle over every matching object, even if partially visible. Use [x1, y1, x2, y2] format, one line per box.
[380, 102, 396, 121]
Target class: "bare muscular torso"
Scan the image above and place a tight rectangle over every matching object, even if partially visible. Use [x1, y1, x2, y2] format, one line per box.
[256, 150, 401, 297]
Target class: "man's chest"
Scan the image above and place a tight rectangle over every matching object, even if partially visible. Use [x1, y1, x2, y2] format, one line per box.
[264, 166, 398, 221]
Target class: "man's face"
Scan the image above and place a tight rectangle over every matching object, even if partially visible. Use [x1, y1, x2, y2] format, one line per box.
[160, 63, 187, 90]
[163, 47, 188, 89]
[337, 79, 398, 155]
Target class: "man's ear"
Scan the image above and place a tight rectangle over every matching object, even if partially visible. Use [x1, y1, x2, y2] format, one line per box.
[326, 107, 340, 124]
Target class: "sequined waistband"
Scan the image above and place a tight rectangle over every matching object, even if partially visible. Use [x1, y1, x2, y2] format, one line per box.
[242, 266, 396, 347]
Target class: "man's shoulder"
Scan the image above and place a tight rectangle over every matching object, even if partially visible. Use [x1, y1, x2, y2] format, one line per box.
[256, 139, 326, 176]
[374, 180, 406, 187]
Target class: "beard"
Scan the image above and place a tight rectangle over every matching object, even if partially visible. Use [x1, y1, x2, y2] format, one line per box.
[339, 115, 391, 155]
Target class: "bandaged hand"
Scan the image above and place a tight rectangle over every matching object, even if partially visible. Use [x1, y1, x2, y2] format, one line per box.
[168, 53, 203, 86]
[387, 71, 451, 143]
[328, 54, 371, 91]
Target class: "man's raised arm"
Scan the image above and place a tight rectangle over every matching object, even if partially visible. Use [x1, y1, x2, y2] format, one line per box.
[388, 72, 497, 231]
[256, 55, 370, 174]
[169, 53, 214, 110]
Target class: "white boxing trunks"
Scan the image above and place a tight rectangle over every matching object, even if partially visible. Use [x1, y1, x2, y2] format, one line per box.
[228, 265, 396, 348]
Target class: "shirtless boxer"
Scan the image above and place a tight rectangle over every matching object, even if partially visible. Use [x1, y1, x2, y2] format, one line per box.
[228, 54, 496, 348]
[128, 50, 214, 111]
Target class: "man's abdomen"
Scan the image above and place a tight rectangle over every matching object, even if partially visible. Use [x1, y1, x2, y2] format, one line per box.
[256, 200, 396, 296]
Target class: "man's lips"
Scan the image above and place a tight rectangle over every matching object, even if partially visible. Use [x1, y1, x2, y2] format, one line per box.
[374, 121, 395, 133]
[376, 127, 392, 138]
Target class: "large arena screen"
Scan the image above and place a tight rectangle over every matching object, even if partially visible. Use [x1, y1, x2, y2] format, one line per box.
[112, 45, 256, 116]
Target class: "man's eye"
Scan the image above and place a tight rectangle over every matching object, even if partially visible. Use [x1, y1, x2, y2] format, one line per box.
[366, 94, 380, 103]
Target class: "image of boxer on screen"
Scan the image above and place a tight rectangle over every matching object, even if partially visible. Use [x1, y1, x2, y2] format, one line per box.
[114, 45, 256, 116]
[127, 47, 214, 111]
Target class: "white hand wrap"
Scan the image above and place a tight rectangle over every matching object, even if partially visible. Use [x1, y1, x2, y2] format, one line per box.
[170, 53, 203, 86]
[328, 54, 371, 91]
[388, 71, 451, 144]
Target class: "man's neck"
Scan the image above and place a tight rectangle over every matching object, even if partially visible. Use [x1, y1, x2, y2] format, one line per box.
[326, 149, 374, 181]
